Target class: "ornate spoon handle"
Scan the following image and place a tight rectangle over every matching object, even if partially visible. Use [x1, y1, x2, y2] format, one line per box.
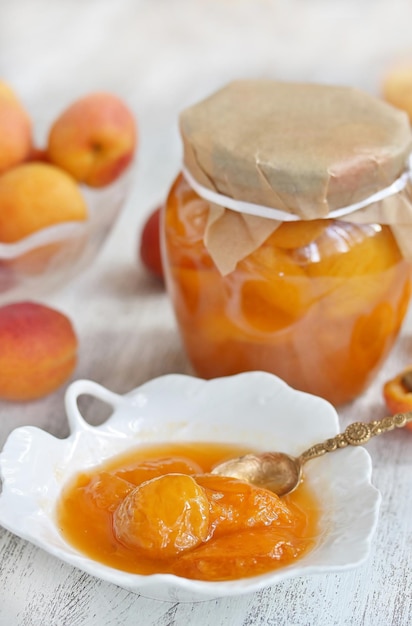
[299, 411, 412, 465]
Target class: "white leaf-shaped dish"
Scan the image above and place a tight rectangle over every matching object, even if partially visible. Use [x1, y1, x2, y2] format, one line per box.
[0, 372, 381, 602]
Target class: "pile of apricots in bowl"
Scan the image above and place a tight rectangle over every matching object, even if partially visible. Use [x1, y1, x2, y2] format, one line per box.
[0, 79, 137, 403]
[0, 79, 137, 302]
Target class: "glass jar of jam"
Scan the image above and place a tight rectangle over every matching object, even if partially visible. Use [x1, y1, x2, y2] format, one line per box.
[163, 81, 412, 406]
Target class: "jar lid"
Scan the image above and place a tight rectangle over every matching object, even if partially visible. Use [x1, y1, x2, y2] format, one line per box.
[180, 80, 412, 219]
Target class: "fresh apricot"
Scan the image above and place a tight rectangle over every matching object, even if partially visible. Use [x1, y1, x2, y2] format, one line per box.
[139, 206, 164, 280]
[0, 80, 33, 175]
[383, 366, 412, 430]
[27, 146, 49, 163]
[0, 162, 88, 241]
[382, 64, 412, 122]
[0, 162, 87, 243]
[47, 92, 137, 188]
[0, 301, 78, 401]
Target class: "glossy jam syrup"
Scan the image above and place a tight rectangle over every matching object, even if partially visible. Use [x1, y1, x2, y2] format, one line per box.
[163, 174, 411, 406]
[57, 441, 319, 582]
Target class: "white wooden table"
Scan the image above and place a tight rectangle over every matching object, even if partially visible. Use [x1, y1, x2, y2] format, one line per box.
[1, 1, 412, 624]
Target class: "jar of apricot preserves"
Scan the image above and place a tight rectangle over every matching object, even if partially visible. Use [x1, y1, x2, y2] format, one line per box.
[163, 81, 412, 406]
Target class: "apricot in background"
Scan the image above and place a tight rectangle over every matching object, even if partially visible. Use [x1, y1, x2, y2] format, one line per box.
[0, 301, 78, 401]
[0, 80, 33, 175]
[383, 366, 412, 431]
[0, 162, 88, 243]
[139, 206, 164, 280]
[47, 92, 137, 188]
[382, 64, 412, 121]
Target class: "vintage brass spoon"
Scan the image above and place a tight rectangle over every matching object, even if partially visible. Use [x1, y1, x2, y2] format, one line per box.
[212, 411, 412, 496]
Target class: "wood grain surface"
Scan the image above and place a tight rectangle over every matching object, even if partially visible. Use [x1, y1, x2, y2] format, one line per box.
[1, 1, 412, 624]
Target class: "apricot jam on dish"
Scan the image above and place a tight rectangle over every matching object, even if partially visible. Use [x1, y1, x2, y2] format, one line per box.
[57, 442, 319, 582]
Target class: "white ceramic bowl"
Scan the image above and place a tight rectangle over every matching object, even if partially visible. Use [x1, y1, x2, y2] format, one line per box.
[0, 372, 381, 602]
[0, 169, 130, 303]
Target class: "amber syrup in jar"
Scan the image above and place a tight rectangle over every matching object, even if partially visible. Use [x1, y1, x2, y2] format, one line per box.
[163, 174, 411, 405]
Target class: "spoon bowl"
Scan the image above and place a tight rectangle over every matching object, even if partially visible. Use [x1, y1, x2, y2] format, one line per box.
[212, 452, 302, 496]
[212, 412, 412, 496]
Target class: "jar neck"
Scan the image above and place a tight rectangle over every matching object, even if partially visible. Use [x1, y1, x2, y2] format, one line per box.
[182, 156, 412, 222]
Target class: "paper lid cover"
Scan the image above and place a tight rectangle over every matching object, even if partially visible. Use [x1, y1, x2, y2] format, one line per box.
[180, 80, 412, 220]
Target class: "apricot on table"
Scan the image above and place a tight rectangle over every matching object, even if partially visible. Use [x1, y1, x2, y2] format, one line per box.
[47, 92, 137, 188]
[383, 366, 412, 430]
[0, 80, 33, 175]
[139, 206, 164, 280]
[113, 473, 210, 558]
[0, 301, 78, 401]
[0, 162, 88, 243]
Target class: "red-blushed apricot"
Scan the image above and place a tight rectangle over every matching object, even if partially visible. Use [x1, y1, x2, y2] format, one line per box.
[47, 92, 137, 188]
[139, 206, 164, 280]
[113, 473, 210, 558]
[27, 146, 49, 163]
[383, 366, 412, 430]
[0, 301, 78, 401]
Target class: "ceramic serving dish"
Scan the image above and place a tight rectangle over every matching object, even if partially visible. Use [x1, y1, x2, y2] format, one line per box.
[0, 372, 381, 602]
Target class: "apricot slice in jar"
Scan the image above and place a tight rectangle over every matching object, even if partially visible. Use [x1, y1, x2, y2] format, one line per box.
[268, 220, 327, 250]
[303, 223, 404, 318]
[165, 174, 209, 242]
[236, 248, 313, 330]
[304, 223, 401, 279]
[113, 473, 210, 558]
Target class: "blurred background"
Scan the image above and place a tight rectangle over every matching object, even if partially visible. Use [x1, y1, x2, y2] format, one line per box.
[2, 0, 412, 247]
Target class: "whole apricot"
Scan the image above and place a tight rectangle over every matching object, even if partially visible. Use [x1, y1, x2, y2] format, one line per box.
[382, 64, 412, 121]
[47, 92, 137, 188]
[27, 146, 49, 163]
[0, 80, 33, 175]
[0, 162, 88, 243]
[0, 301, 78, 401]
[139, 206, 164, 280]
